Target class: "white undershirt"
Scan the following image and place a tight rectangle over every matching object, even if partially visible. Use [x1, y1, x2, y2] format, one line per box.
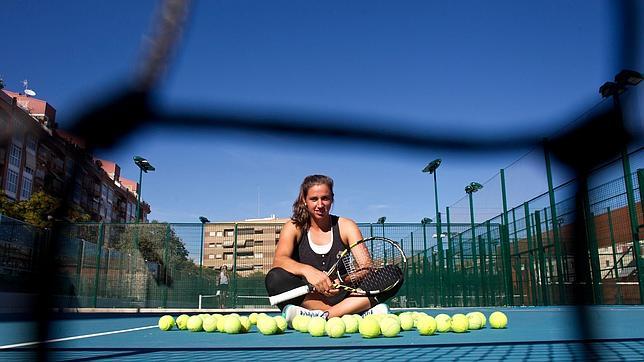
[307, 229, 333, 254]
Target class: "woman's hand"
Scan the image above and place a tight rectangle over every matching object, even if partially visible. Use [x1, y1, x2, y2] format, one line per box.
[303, 266, 333, 294]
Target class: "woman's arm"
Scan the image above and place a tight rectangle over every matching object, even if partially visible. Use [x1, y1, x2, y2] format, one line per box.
[272, 220, 333, 292]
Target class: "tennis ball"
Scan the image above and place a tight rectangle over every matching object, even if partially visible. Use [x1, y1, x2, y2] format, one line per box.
[417, 316, 437, 336]
[436, 317, 451, 333]
[451, 314, 469, 333]
[467, 314, 482, 330]
[341, 315, 359, 334]
[257, 315, 279, 335]
[187, 315, 203, 332]
[359, 317, 381, 338]
[176, 314, 189, 330]
[224, 315, 242, 334]
[471, 311, 487, 328]
[249, 313, 259, 325]
[308, 316, 327, 337]
[239, 316, 251, 333]
[399, 314, 414, 331]
[202, 316, 218, 332]
[489, 311, 508, 329]
[379, 317, 400, 337]
[216, 315, 226, 332]
[435, 313, 451, 323]
[158, 315, 174, 331]
[296, 315, 312, 333]
[326, 317, 346, 338]
[274, 316, 287, 334]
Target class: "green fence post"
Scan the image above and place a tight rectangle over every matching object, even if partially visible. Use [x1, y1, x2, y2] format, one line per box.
[232, 223, 238, 308]
[422, 222, 429, 306]
[163, 223, 170, 308]
[534, 211, 549, 306]
[446, 207, 454, 306]
[436, 212, 445, 307]
[76, 237, 85, 302]
[512, 208, 524, 305]
[524, 203, 538, 305]
[92, 223, 105, 308]
[478, 234, 487, 306]
[607, 207, 623, 304]
[500, 168, 513, 305]
[638, 169, 644, 222]
[586, 210, 603, 304]
[410, 232, 416, 304]
[485, 221, 495, 305]
[544, 138, 566, 304]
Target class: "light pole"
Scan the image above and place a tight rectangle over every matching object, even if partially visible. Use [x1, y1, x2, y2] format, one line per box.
[199, 216, 209, 296]
[599, 69, 644, 302]
[465, 181, 483, 305]
[133, 156, 155, 223]
[377, 216, 386, 263]
[423, 159, 443, 305]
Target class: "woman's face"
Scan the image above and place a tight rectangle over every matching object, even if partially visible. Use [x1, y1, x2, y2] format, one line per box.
[303, 183, 333, 221]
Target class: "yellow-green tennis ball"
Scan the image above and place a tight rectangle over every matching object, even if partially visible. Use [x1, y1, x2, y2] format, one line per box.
[379, 317, 400, 337]
[326, 317, 346, 338]
[187, 315, 203, 332]
[435, 313, 451, 322]
[203, 316, 218, 332]
[296, 315, 312, 333]
[359, 317, 381, 338]
[249, 313, 259, 325]
[341, 315, 359, 334]
[158, 315, 174, 331]
[176, 314, 189, 330]
[213, 313, 224, 319]
[308, 317, 327, 337]
[471, 311, 487, 328]
[353, 314, 363, 323]
[489, 311, 508, 329]
[451, 315, 469, 333]
[239, 316, 251, 333]
[399, 314, 414, 331]
[257, 315, 279, 335]
[436, 317, 451, 333]
[417, 316, 437, 336]
[224, 315, 242, 334]
[467, 314, 482, 330]
[216, 315, 226, 332]
[273, 316, 287, 334]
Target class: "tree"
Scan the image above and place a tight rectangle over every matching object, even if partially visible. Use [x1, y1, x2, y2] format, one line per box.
[0, 191, 91, 227]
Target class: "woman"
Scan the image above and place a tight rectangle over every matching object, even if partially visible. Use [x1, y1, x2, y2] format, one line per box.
[218, 265, 229, 308]
[265, 175, 393, 322]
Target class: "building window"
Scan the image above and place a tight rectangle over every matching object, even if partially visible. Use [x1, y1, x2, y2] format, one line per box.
[21, 177, 32, 200]
[208, 254, 215, 259]
[254, 253, 264, 259]
[208, 243, 215, 248]
[225, 230, 234, 237]
[208, 231, 217, 237]
[9, 144, 21, 168]
[26, 135, 37, 153]
[6, 169, 18, 194]
[216, 231, 223, 237]
[216, 254, 223, 259]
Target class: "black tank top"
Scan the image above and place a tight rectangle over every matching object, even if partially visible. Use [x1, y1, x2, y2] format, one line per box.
[293, 215, 346, 273]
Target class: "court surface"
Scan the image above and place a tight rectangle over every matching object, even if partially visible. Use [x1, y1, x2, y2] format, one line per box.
[1, 306, 644, 361]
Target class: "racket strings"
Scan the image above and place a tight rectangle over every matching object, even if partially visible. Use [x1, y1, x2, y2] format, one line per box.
[339, 240, 404, 292]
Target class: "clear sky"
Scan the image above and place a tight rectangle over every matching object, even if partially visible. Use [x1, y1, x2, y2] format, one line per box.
[2, 0, 642, 224]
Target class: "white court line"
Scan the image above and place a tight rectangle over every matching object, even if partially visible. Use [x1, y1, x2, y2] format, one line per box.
[0, 325, 157, 350]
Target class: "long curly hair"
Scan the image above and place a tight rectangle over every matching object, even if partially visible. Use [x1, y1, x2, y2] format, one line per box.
[291, 175, 334, 230]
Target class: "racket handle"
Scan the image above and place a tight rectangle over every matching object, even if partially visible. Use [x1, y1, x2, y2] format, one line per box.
[268, 285, 312, 305]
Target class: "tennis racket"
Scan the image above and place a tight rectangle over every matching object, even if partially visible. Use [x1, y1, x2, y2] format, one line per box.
[268, 236, 407, 305]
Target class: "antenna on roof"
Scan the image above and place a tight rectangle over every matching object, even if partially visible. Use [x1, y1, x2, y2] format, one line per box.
[22, 79, 36, 97]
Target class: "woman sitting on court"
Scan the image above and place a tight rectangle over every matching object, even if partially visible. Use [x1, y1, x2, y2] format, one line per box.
[265, 174, 397, 323]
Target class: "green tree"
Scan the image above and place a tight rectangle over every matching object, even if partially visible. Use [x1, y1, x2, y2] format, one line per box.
[13, 191, 60, 228]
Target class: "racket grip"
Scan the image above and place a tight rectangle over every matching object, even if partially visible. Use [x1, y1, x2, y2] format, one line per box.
[268, 285, 312, 305]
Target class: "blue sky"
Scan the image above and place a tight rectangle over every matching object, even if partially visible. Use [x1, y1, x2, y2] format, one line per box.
[2, 0, 642, 224]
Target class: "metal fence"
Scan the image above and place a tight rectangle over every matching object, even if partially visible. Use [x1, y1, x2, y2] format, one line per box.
[1, 165, 642, 310]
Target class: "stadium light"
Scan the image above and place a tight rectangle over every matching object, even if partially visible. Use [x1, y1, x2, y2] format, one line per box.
[614, 69, 643, 86]
[133, 156, 155, 222]
[465, 182, 483, 194]
[377, 216, 386, 224]
[421, 217, 432, 224]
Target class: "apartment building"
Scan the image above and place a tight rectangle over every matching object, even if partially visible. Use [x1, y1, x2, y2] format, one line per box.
[0, 88, 150, 223]
[202, 216, 288, 275]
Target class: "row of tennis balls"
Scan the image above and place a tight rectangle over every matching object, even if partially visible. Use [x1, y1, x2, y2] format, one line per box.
[289, 311, 508, 338]
[158, 312, 289, 334]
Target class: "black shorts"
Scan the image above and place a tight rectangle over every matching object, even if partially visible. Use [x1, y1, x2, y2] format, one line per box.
[219, 284, 228, 291]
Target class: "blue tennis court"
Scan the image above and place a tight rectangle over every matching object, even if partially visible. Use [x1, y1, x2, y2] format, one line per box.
[2, 306, 644, 361]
